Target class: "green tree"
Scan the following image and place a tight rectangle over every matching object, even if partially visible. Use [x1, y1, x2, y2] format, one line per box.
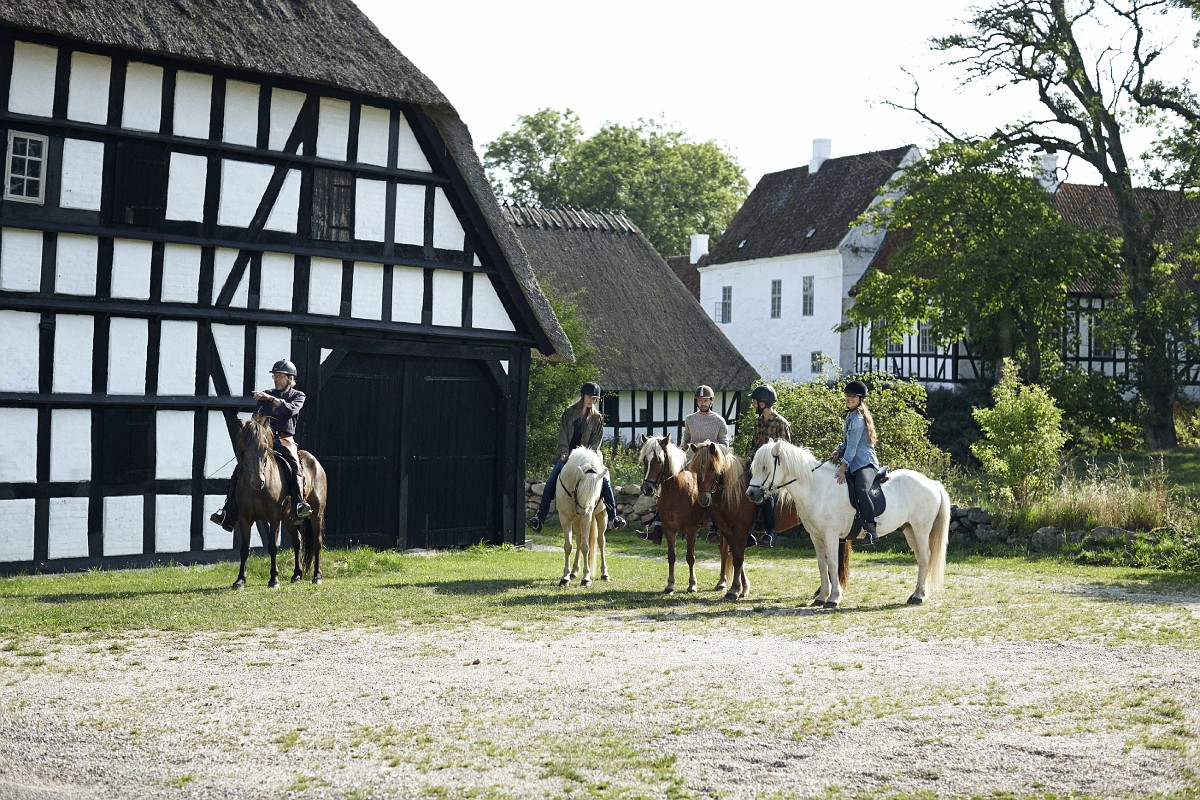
[843, 140, 1117, 384]
[484, 110, 748, 257]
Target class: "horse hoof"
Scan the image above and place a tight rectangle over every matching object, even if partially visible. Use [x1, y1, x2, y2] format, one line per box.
[312, 576, 322, 585]
[290, 575, 301, 584]
[907, 595, 924, 605]
[724, 591, 739, 601]
[714, 583, 727, 592]
[559, 578, 570, 587]
[232, 580, 245, 591]
[581, 578, 592, 587]
[268, 580, 280, 589]
[601, 574, 610, 582]
[822, 601, 839, 610]
[810, 599, 824, 607]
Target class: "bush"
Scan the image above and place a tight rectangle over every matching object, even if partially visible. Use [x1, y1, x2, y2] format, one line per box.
[1042, 364, 1142, 454]
[971, 363, 1068, 505]
[924, 382, 993, 468]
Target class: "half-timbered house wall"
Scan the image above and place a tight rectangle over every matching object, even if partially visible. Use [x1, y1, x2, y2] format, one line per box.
[602, 389, 742, 445]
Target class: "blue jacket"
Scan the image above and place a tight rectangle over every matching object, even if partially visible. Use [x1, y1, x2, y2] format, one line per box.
[256, 388, 305, 436]
[838, 411, 879, 473]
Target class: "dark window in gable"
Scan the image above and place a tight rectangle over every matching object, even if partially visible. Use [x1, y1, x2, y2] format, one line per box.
[111, 141, 168, 226]
[312, 167, 353, 242]
[99, 407, 153, 485]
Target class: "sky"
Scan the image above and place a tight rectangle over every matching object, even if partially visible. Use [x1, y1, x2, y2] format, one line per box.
[353, 0, 1200, 190]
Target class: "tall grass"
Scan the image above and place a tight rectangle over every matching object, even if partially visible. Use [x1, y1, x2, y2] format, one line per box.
[1009, 457, 1178, 533]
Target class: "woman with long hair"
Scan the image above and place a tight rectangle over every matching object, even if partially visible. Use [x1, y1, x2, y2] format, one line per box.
[830, 379, 880, 545]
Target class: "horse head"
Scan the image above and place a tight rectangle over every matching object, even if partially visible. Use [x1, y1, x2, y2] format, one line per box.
[637, 433, 675, 496]
[688, 442, 721, 508]
[236, 418, 275, 490]
[746, 439, 785, 505]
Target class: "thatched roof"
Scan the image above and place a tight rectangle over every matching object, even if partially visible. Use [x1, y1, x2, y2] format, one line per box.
[0, 0, 572, 360]
[503, 206, 760, 392]
[666, 255, 700, 300]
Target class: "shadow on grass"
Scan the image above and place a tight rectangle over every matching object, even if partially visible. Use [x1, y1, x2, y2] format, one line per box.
[1063, 573, 1200, 604]
[34, 586, 228, 603]
[388, 578, 540, 595]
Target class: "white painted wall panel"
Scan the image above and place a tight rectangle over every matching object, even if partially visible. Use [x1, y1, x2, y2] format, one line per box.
[52, 315, 93, 393]
[392, 266, 423, 323]
[122, 62, 163, 132]
[256, 327, 292, 383]
[223, 80, 259, 146]
[259, 253, 294, 312]
[269, 88, 305, 151]
[48, 498, 89, 560]
[0, 500, 36, 562]
[204, 495, 230, 550]
[354, 179, 387, 242]
[218, 160, 273, 228]
[471, 273, 515, 331]
[108, 317, 149, 395]
[395, 184, 425, 246]
[357, 105, 391, 166]
[432, 189, 465, 251]
[264, 169, 300, 233]
[60, 139, 105, 211]
[431, 270, 462, 327]
[161, 243, 201, 303]
[8, 42, 56, 117]
[205, 412, 236, 479]
[55, 234, 98, 296]
[166, 153, 208, 222]
[308, 257, 343, 316]
[351, 262, 384, 319]
[316, 97, 350, 160]
[103, 496, 143, 556]
[155, 411, 194, 479]
[0, 311, 40, 392]
[211, 323, 245, 395]
[0, 228, 43, 292]
[110, 239, 153, 300]
[50, 408, 91, 482]
[213, 248, 249, 308]
[396, 116, 431, 172]
[66, 52, 111, 124]
[155, 495, 192, 553]
[157, 320, 198, 394]
[0, 408, 37, 482]
[174, 71, 213, 139]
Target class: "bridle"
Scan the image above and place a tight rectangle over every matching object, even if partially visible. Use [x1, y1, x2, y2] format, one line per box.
[559, 465, 605, 515]
[748, 453, 797, 497]
[641, 443, 670, 492]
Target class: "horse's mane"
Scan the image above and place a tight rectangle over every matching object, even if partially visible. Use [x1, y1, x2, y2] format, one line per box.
[238, 417, 274, 457]
[565, 446, 604, 473]
[688, 443, 746, 508]
[564, 447, 606, 506]
[638, 436, 685, 476]
[759, 439, 820, 489]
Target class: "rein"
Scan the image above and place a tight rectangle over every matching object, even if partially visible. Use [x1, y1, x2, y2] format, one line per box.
[559, 466, 603, 515]
[749, 453, 797, 496]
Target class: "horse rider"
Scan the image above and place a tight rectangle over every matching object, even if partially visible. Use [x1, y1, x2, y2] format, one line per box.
[210, 359, 313, 531]
[831, 379, 881, 546]
[746, 383, 792, 547]
[637, 384, 728, 544]
[527, 381, 627, 532]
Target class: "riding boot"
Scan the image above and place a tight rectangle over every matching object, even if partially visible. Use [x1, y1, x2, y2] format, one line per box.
[857, 522, 878, 546]
[292, 474, 313, 521]
[637, 517, 663, 544]
[758, 496, 777, 547]
[706, 521, 721, 545]
[209, 468, 239, 532]
[602, 476, 626, 529]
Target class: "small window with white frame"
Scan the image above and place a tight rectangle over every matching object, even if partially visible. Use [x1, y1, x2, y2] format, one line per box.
[780, 354, 792, 373]
[770, 279, 781, 319]
[810, 351, 823, 373]
[917, 322, 934, 354]
[5, 131, 49, 204]
[802, 275, 814, 316]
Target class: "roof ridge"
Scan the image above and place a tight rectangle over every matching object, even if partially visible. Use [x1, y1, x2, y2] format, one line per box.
[505, 203, 640, 234]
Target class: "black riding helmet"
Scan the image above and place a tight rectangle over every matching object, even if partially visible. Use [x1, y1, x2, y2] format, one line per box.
[270, 359, 298, 377]
[749, 384, 777, 406]
[844, 379, 869, 398]
[580, 381, 601, 398]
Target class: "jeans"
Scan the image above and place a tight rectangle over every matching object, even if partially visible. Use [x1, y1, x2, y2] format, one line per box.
[536, 458, 617, 523]
[847, 465, 879, 532]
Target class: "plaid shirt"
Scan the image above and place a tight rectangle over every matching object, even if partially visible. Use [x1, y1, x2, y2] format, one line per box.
[749, 411, 791, 459]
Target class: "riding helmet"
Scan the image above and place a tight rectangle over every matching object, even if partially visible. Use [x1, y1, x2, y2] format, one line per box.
[749, 384, 777, 406]
[580, 381, 601, 397]
[844, 379, 869, 398]
[694, 385, 715, 399]
[270, 359, 298, 377]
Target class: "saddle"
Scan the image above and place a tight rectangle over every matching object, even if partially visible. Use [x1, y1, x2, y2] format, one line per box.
[845, 466, 889, 539]
[271, 451, 308, 501]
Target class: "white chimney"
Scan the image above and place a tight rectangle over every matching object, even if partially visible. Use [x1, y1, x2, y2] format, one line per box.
[810, 138, 832, 173]
[1038, 150, 1060, 192]
[689, 233, 709, 264]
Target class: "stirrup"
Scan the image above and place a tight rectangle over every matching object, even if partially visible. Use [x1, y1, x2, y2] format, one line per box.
[293, 500, 313, 520]
[856, 529, 878, 546]
[759, 532, 776, 548]
[209, 509, 236, 533]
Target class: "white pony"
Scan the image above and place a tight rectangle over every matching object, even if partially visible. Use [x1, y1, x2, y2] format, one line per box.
[748, 440, 949, 608]
[556, 447, 610, 587]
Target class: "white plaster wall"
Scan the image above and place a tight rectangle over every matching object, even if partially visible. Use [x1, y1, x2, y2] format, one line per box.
[122, 62, 163, 132]
[66, 52, 110, 124]
[103, 496, 143, 556]
[432, 189, 464, 251]
[161, 243, 201, 303]
[316, 98, 350, 161]
[471, 273, 514, 331]
[308, 257, 343, 316]
[259, 253, 294, 312]
[60, 139, 105, 211]
[213, 248, 249, 307]
[48, 498, 89, 560]
[396, 116, 431, 172]
[354, 179, 387, 242]
[155, 411, 194, 479]
[50, 408, 91, 482]
[111, 239, 153, 300]
[223, 80, 259, 146]
[157, 320, 198, 394]
[55, 234, 98, 296]
[52, 315, 93, 393]
[0, 408, 37, 481]
[0, 228, 43, 292]
[155, 495, 192, 553]
[0, 310, 40, 392]
[265, 170, 300, 233]
[218, 160, 273, 228]
[166, 153, 208, 222]
[392, 265, 423, 323]
[431, 269, 462, 327]
[255, 327, 292, 382]
[210, 323, 245, 395]
[358, 105, 391, 166]
[8, 42, 56, 117]
[395, 184, 426, 246]
[205, 412, 236, 479]
[269, 88, 305, 151]
[174, 71, 213, 139]
[351, 262, 384, 319]
[108, 317, 149, 395]
[0, 499, 36, 562]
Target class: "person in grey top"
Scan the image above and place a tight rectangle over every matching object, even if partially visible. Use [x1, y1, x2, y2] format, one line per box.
[830, 379, 881, 545]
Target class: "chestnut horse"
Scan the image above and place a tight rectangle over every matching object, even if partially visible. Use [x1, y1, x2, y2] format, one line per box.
[556, 447, 609, 587]
[688, 441, 849, 601]
[231, 417, 327, 589]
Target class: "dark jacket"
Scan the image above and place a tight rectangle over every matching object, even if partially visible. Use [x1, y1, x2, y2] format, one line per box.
[256, 387, 305, 436]
[553, 400, 604, 462]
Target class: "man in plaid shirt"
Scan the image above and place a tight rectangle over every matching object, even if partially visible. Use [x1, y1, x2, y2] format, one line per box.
[746, 384, 791, 547]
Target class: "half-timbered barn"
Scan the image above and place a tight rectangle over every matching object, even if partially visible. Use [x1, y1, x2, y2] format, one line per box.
[0, 0, 573, 573]
[503, 206, 759, 443]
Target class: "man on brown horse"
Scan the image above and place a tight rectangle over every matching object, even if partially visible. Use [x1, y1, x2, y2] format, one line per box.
[746, 384, 791, 547]
[210, 359, 313, 531]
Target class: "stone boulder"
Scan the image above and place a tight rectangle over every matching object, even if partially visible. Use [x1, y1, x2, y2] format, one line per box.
[1030, 526, 1064, 552]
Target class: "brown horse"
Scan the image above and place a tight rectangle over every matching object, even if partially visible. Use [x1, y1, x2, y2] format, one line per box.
[687, 441, 850, 602]
[231, 417, 327, 589]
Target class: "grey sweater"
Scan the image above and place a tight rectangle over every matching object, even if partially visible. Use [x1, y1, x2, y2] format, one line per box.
[682, 411, 729, 446]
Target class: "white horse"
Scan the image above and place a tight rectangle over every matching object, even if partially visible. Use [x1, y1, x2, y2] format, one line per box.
[747, 440, 949, 608]
[556, 447, 610, 587]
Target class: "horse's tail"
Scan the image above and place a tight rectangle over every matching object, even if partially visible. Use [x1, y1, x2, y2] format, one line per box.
[926, 483, 951, 592]
[302, 518, 316, 574]
[837, 536, 851, 588]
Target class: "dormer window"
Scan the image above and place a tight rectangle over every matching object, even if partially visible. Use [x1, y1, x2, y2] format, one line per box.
[5, 131, 48, 204]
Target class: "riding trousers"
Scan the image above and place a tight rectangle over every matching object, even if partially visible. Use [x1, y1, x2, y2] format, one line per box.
[847, 464, 878, 533]
[222, 434, 306, 519]
[536, 457, 617, 523]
